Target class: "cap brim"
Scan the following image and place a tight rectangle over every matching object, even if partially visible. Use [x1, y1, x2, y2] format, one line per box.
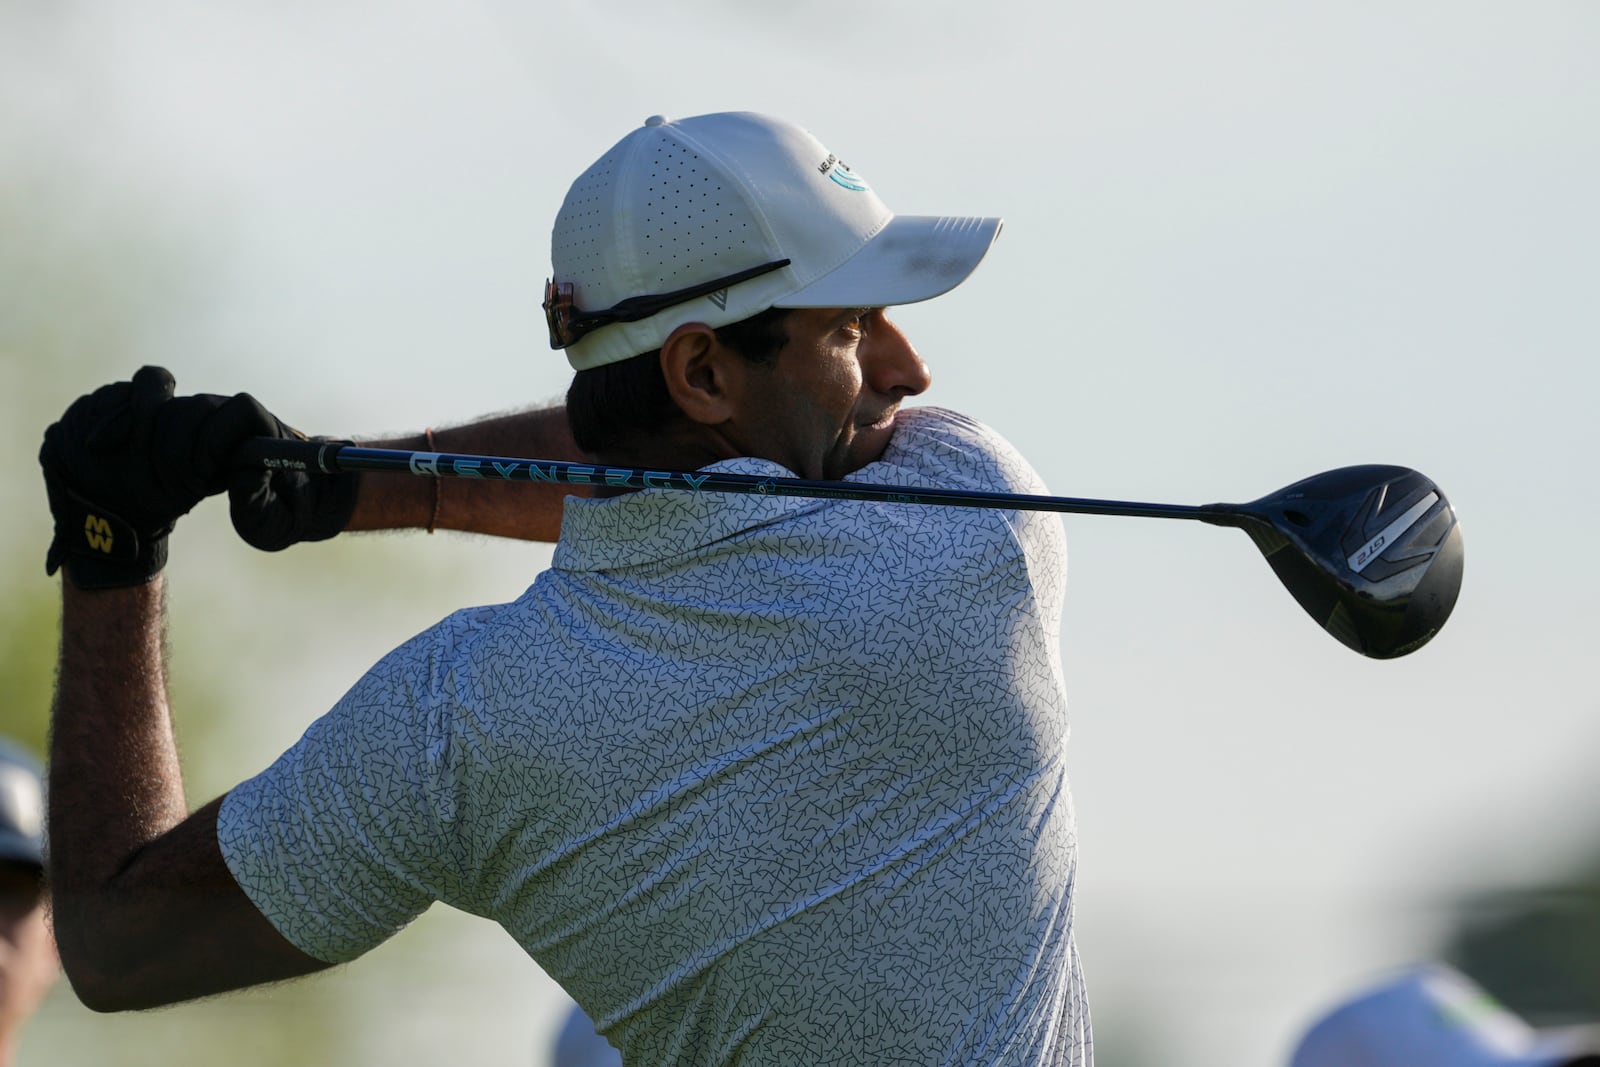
[776, 215, 1002, 309]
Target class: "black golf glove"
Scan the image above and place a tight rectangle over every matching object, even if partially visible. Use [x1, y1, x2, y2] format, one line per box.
[40, 366, 257, 588]
[225, 397, 359, 552]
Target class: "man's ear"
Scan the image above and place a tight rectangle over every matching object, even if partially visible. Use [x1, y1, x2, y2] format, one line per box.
[660, 323, 743, 426]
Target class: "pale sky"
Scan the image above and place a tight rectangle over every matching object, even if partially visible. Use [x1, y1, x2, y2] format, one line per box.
[5, 3, 1598, 1064]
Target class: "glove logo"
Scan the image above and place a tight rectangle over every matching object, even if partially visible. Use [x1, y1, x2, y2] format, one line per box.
[83, 514, 114, 554]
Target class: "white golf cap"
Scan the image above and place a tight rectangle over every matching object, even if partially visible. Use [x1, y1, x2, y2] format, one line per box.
[0, 740, 44, 868]
[547, 111, 1003, 370]
[1290, 965, 1600, 1067]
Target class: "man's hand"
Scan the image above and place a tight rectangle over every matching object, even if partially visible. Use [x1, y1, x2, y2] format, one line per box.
[39, 367, 361, 585]
[40, 366, 241, 589]
[224, 396, 359, 552]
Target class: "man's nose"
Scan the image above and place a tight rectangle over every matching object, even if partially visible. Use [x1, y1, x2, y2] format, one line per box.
[863, 313, 932, 398]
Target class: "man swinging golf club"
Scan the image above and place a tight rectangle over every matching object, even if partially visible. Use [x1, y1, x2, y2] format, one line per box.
[41, 112, 1091, 1064]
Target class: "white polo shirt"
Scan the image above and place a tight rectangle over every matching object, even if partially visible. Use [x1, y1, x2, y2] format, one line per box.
[220, 406, 1090, 1066]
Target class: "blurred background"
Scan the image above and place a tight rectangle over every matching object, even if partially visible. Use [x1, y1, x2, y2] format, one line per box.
[3, 2, 1596, 1064]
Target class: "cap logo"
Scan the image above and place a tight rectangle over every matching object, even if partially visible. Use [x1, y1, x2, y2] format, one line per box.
[707, 288, 730, 310]
[818, 153, 870, 192]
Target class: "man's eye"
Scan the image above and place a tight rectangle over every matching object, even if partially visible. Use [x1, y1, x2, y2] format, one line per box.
[843, 311, 872, 336]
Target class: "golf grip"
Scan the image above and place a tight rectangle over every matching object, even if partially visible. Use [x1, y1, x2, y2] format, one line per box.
[237, 437, 1215, 522]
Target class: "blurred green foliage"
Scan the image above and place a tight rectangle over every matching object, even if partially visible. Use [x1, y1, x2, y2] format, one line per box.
[2, 11, 367, 1062]
[0, 588, 57, 758]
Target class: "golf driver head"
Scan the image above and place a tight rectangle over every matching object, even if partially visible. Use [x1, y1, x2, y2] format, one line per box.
[1208, 465, 1464, 659]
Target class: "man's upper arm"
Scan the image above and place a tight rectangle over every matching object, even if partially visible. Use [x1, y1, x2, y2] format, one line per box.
[63, 794, 331, 1012]
[214, 621, 484, 965]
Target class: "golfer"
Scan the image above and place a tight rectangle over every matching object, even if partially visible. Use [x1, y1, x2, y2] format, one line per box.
[41, 112, 1089, 1065]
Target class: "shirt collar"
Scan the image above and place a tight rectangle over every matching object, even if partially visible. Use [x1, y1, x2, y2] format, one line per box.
[552, 456, 828, 572]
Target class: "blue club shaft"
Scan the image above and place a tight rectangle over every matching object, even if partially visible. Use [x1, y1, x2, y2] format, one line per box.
[239, 438, 1219, 522]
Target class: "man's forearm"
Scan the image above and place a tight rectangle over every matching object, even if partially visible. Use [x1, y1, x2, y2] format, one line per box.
[348, 405, 592, 541]
[47, 578, 328, 1010]
[49, 581, 185, 888]
[48, 580, 186, 993]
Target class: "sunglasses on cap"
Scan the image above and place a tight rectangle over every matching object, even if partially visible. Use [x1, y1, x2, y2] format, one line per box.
[543, 259, 791, 350]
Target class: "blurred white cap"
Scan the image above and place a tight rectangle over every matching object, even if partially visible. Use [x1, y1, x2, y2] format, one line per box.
[0, 740, 44, 868]
[1290, 964, 1600, 1067]
[552, 1003, 621, 1067]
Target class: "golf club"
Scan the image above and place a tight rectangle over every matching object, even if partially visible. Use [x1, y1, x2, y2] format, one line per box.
[240, 439, 1464, 659]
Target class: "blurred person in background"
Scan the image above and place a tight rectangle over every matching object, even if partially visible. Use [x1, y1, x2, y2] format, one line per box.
[1290, 963, 1600, 1067]
[0, 739, 57, 1067]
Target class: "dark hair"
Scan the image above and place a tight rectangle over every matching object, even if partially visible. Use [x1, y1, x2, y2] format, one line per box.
[566, 307, 791, 455]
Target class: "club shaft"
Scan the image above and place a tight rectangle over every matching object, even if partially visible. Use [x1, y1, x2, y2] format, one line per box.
[240, 438, 1217, 521]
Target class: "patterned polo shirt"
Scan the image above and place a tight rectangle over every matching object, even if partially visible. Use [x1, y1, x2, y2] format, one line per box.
[220, 406, 1091, 1066]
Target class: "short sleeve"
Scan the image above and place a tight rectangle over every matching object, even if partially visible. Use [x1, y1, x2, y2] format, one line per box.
[217, 617, 480, 964]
